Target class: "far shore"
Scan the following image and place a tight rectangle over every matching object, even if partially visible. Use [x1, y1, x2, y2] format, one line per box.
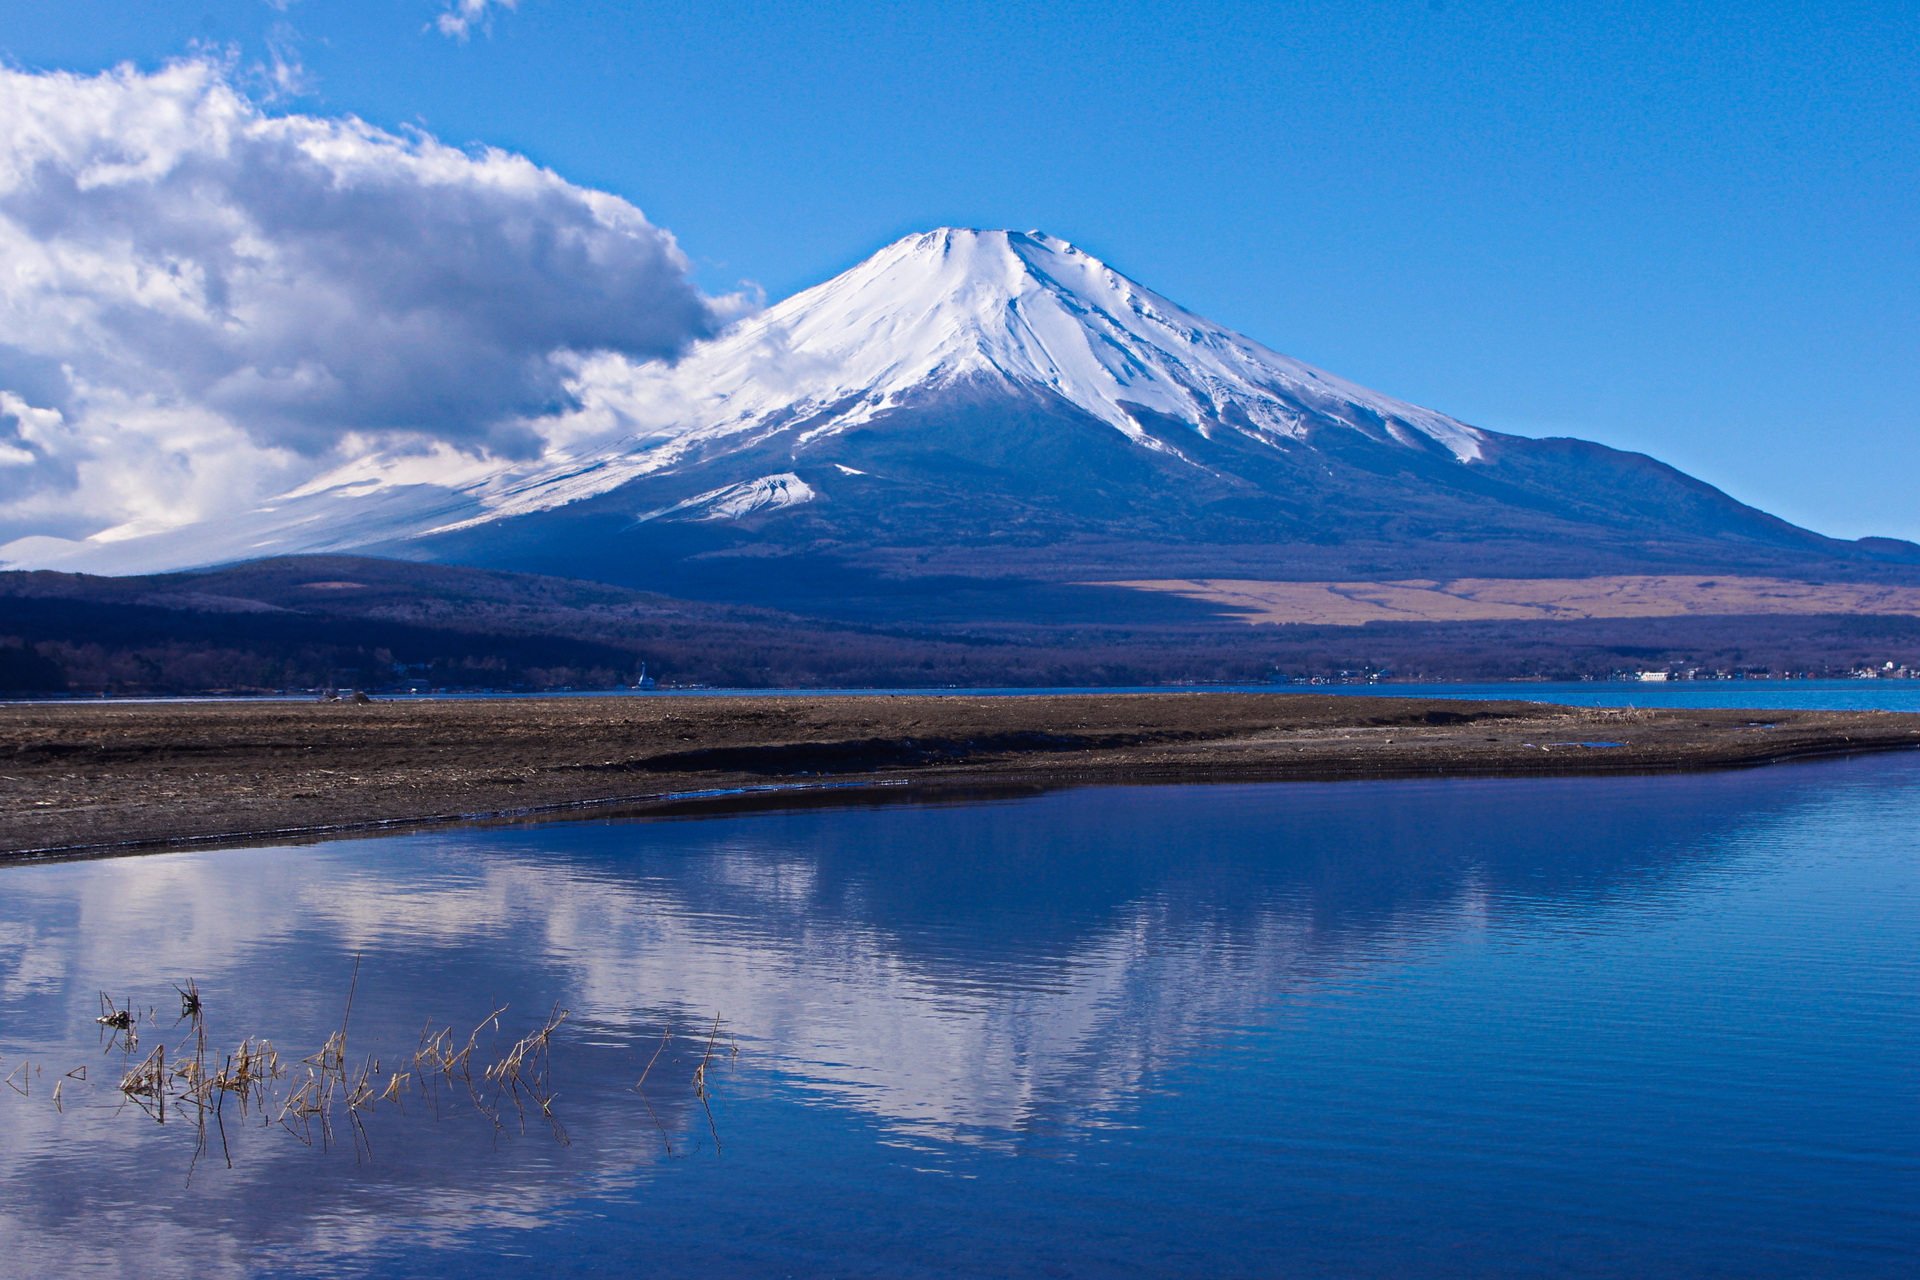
[4, 693, 1917, 861]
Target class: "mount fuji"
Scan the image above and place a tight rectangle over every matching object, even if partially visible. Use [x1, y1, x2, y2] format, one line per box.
[7, 229, 1913, 621]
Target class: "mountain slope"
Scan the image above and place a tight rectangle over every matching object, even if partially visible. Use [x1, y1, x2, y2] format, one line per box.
[4, 229, 1913, 617]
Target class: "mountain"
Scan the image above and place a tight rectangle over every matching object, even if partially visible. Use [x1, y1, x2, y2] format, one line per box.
[6, 229, 1915, 622]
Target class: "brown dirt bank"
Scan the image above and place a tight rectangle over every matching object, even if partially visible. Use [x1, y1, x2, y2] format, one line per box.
[4, 693, 1918, 859]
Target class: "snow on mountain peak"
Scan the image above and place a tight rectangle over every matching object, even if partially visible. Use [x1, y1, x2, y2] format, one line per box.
[703, 226, 1484, 459]
[0, 227, 1487, 573]
[448, 227, 1486, 520]
[806, 228, 1477, 447]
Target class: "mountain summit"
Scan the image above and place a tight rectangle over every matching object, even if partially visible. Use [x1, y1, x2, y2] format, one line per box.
[6, 228, 1913, 615]
[604, 227, 1487, 469]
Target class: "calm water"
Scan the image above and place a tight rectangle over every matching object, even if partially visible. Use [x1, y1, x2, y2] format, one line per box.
[1324, 679, 1920, 712]
[2, 758, 1917, 1277]
[670, 680, 1920, 711]
[18, 676, 1920, 712]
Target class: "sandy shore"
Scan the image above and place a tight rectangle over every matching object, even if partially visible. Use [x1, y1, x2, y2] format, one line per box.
[4, 692, 1917, 859]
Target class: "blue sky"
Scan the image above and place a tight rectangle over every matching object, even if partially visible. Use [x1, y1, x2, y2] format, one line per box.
[3, 0, 1916, 540]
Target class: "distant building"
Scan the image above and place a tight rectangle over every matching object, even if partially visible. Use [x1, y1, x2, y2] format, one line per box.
[1636, 671, 1670, 682]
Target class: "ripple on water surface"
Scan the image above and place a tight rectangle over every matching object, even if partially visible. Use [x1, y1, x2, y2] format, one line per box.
[1, 754, 1916, 1277]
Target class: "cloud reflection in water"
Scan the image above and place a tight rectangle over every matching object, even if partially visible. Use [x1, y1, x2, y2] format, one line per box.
[0, 764, 1901, 1277]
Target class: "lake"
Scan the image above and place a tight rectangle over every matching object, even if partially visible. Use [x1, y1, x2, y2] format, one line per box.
[22, 676, 1919, 713]
[1, 755, 1916, 1277]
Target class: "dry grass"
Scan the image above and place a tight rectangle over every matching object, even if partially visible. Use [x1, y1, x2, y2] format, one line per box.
[485, 1004, 570, 1143]
[633, 1013, 737, 1158]
[1106, 575, 1920, 626]
[7, 962, 732, 1178]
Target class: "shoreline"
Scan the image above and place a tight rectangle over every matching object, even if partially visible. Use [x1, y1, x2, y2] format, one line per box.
[5, 693, 1918, 861]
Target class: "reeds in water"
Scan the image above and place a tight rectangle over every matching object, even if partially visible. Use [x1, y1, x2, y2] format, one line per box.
[6, 961, 733, 1178]
[485, 1004, 570, 1143]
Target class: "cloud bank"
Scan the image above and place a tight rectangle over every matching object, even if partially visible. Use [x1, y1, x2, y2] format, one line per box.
[0, 59, 732, 545]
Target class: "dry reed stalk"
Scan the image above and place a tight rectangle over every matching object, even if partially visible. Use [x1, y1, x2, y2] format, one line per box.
[691, 1013, 724, 1154]
[276, 1067, 333, 1148]
[346, 1058, 380, 1112]
[411, 1023, 453, 1117]
[342, 1056, 383, 1159]
[634, 1027, 675, 1157]
[56, 963, 592, 1170]
[96, 993, 139, 1054]
[484, 1005, 570, 1144]
[208, 1039, 283, 1115]
[95, 992, 133, 1031]
[119, 1043, 168, 1121]
[411, 1005, 508, 1123]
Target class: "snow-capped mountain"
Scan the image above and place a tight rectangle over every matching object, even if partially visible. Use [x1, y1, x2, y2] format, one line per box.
[4, 229, 1909, 607]
[477, 225, 1490, 519]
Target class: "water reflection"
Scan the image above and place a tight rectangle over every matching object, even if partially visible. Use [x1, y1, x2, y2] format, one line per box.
[1, 758, 1915, 1277]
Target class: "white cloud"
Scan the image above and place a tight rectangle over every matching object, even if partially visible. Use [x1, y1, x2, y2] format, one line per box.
[435, 0, 518, 41]
[0, 59, 733, 546]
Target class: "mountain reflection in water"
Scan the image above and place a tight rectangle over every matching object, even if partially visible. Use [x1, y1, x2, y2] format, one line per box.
[1, 759, 1916, 1278]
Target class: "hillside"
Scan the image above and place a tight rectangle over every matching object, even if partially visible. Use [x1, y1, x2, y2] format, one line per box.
[4, 230, 1913, 630]
[5, 557, 1919, 693]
